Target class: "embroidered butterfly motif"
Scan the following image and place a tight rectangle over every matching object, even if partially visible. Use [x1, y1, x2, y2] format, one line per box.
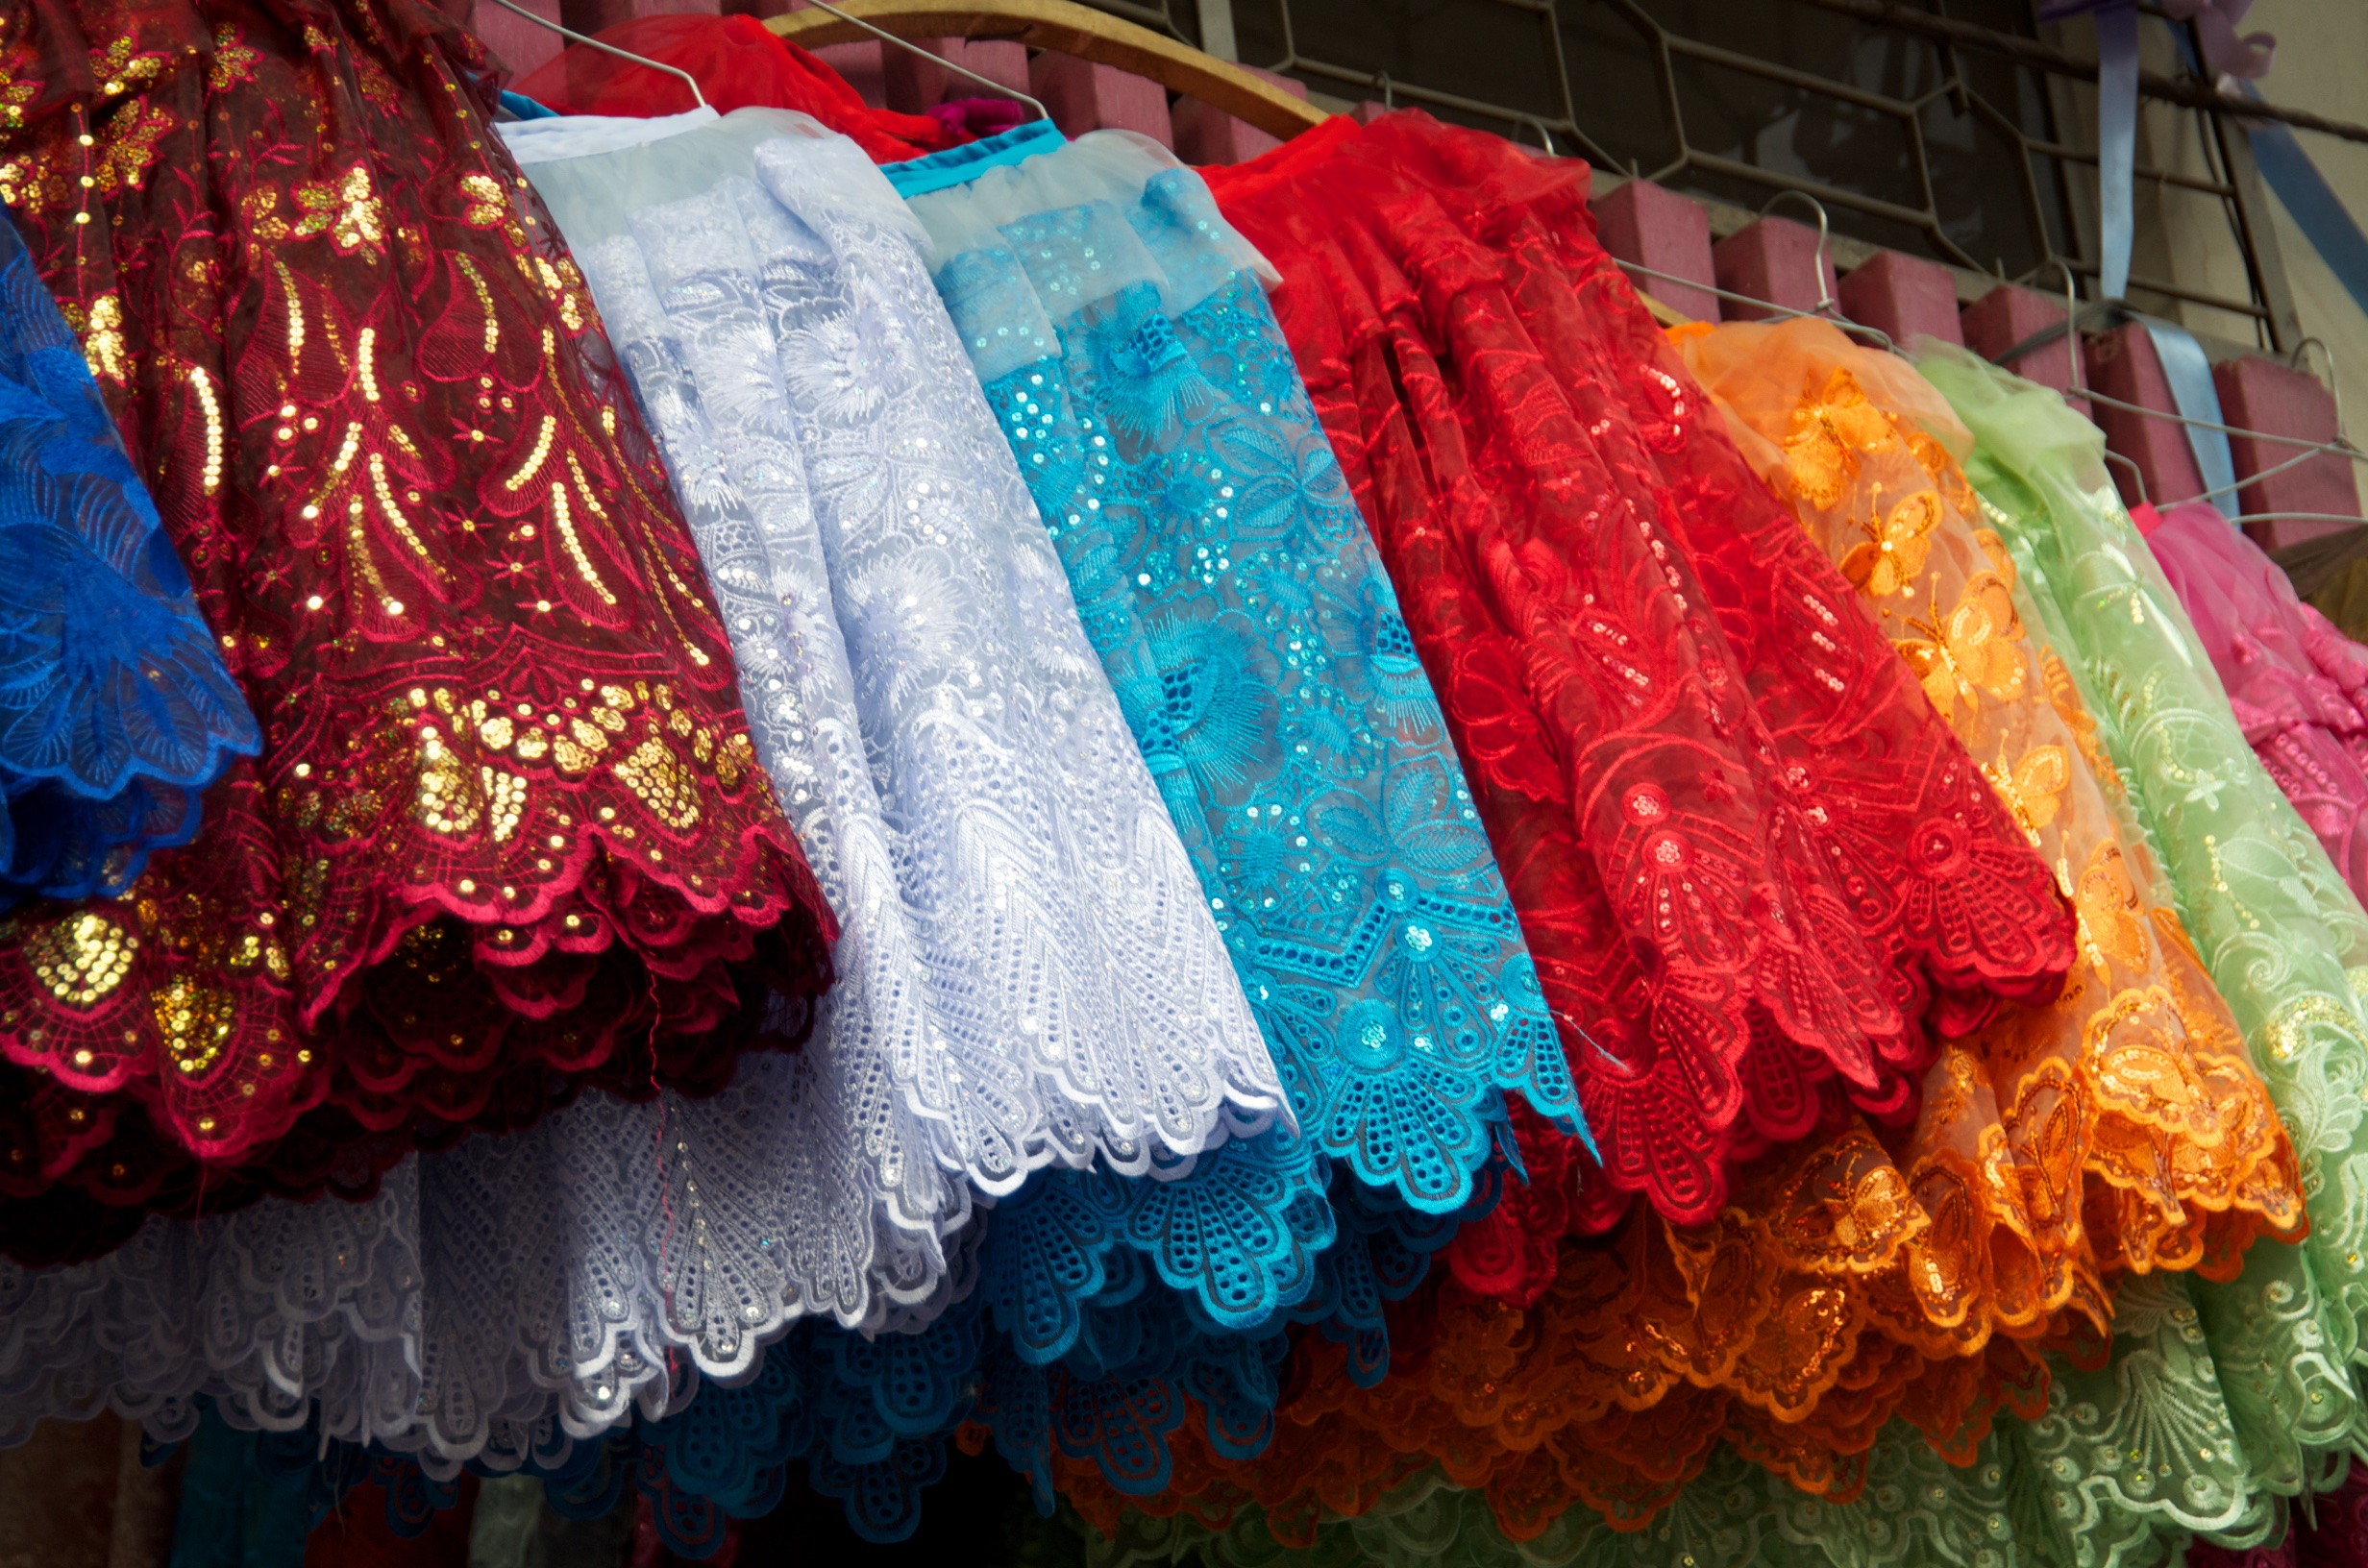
[1838, 486, 1937, 600]
[1904, 427, 1986, 519]
[1764, 1126, 1924, 1273]
[1782, 366, 1897, 510]
[1983, 739, 2069, 842]
[1897, 570, 2027, 722]
[2074, 841, 2152, 978]
[1984, 1062, 2084, 1233]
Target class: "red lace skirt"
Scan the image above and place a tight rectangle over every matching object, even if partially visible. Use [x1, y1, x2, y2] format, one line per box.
[1206, 113, 2074, 1257]
[0, 0, 835, 1260]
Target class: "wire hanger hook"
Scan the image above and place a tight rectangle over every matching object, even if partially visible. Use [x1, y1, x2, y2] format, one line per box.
[480, 0, 707, 111]
[795, 0, 1053, 123]
[1757, 190, 1836, 316]
[2101, 446, 2152, 510]
[2290, 336, 2349, 451]
[1609, 257, 1896, 355]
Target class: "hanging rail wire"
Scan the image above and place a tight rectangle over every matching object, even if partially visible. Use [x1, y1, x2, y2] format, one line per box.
[1081, 0, 2300, 352]
[1614, 253, 2361, 527]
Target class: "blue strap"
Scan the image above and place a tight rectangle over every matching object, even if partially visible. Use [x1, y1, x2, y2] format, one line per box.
[2094, 1, 2140, 302]
[2247, 112, 2368, 326]
[2040, 1, 2142, 300]
[2158, 20, 2362, 519]
[2141, 319, 2241, 518]
[2157, 23, 2368, 325]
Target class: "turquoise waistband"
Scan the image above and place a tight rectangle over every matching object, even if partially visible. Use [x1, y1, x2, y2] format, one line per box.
[882, 117, 1066, 196]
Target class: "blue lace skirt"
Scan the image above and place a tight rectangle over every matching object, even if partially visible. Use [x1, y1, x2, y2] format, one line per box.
[0, 213, 257, 909]
[878, 125, 1591, 1530]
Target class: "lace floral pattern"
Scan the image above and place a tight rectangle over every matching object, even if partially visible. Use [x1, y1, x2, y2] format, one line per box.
[885, 127, 1580, 1507]
[1915, 343, 2368, 1557]
[1055, 341, 2368, 1568]
[522, 112, 1281, 1327]
[1068, 1415, 2170, 1568]
[1036, 114, 2362, 1568]
[1201, 112, 2076, 1240]
[0, 115, 1290, 1545]
[1672, 318, 2298, 1343]
[908, 136, 1583, 1211]
[1023, 108, 2074, 1534]
[0, 0, 837, 1251]
[0, 208, 256, 909]
[267, 125, 1576, 1551]
[1072, 1277, 2309, 1568]
[2186, 1467, 2368, 1568]
[0, 1071, 948, 1475]
[0, 1168, 424, 1451]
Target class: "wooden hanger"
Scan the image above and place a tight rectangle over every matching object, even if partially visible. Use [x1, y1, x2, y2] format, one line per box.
[1636, 292, 1690, 329]
[765, 0, 1328, 141]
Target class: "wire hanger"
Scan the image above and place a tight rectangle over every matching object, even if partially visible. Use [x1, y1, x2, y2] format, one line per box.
[2036, 257, 2084, 402]
[480, 0, 707, 110]
[1517, 147, 2358, 533]
[2080, 388, 2368, 475]
[1618, 193, 1906, 355]
[2021, 257, 2153, 509]
[1934, 245, 2362, 523]
[483, 0, 1054, 123]
[1617, 256, 1896, 352]
[794, 0, 1051, 122]
[2224, 511, 2366, 528]
[1758, 190, 1838, 317]
[2293, 337, 2346, 443]
[1627, 229, 2342, 532]
[1978, 259, 2366, 522]
[767, 0, 1323, 141]
[2103, 447, 2153, 509]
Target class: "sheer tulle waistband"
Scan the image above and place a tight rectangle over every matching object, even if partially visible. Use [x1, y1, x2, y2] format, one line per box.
[902, 131, 1277, 357]
[506, 107, 927, 254]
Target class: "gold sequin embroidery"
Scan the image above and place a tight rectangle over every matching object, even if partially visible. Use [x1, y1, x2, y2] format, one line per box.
[552, 475, 617, 605]
[415, 731, 481, 835]
[187, 365, 223, 495]
[480, 768, 527, 842]
[455, 253, 498, 355]
[289, 164, 387, 257]
[616, 735, 700, 829]
[72, 293, 129, 384]
[208, 24, 259, 91]
[92, 101, 173, 196]
[24, 911, 137, 1007]
[505, 414, 555, 493]
[458, 173, 506, 228]
[154, 973, 234, 1078]
[369, 451, 442, 582]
